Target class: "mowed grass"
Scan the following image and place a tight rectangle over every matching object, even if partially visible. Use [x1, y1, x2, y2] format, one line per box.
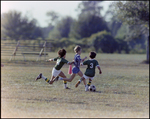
[1, 53, 149, 118]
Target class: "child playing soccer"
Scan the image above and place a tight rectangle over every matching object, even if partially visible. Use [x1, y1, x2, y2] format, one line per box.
[35, 48, 74, 89]
[75, 51, 102, 91]
[54, 45, 87, 87]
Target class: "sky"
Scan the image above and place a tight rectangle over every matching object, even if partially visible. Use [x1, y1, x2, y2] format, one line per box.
[1, 1, 112, 27]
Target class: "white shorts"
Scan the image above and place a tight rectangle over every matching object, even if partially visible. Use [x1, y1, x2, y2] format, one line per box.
[83, 74, 94, 80]
[52, 67, 61, 77]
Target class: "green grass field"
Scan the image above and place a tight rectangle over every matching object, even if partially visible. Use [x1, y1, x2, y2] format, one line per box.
[1, 53, 149, 118]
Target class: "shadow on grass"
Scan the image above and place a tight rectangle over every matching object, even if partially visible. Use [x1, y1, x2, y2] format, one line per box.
[88, 90, 136, 95]
[141, 60, 149, 64]
[88, 90, 102, 93]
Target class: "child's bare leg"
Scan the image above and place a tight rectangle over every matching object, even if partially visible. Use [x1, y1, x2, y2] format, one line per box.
[82, 78, 86, 86]
[49, 71, 68, 84]
[75, 76, 85, 87]
[59, 71, 70, 89]
[49, 76, 56, 84]
[77, 71, 83, 77]
[59, 71, 66, 78]
[75, 71, 84, 88]
[61, 73, 76, 82]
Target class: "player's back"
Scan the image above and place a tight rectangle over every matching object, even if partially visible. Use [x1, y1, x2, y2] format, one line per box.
[84, 59, 99, 77]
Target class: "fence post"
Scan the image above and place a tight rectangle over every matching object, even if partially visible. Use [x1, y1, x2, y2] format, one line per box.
[36, 41, 47, 61]
[9, 40, 20, 61]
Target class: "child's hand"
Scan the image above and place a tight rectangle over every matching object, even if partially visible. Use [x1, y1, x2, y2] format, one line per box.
[46, 59, 53, 62]
[85, 56, 87, 59]
[99, 70, 102, 74]
[80, 63, 83, 66]
[82, 56, 87, 62]
[70, 61, 74, 64]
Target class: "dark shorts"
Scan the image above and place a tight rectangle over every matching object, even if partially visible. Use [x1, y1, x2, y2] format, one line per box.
[72, 66, 80, 74]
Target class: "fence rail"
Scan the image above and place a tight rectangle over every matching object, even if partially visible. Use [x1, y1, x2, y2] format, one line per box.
[1, 40, 53, 61]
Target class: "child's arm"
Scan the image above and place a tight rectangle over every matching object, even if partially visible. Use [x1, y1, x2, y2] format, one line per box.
[46, 58, 54, 62]
[49, 59, 53, 61]
[97, 65, 102, 74]
[81, 56, 87, 62]
[68, 61, 74, 65]
[46, 57, 59, 62]
[80, 60, 87, 66]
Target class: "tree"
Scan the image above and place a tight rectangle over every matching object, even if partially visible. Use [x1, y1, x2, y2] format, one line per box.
[1, 10, 43, 40]
[92, 31, 118, 53]
[83, 31, 118, 53]
[77, 1, 103, 18]
[46, 11, 60, 26]
[113, 1, 149, 62]
[41, 25, 54, 39]
[48, 16, 74, 39]
[56, 16, 74, 38]
[70, 14, 109, 39]
[70, 1, 109, 39]
[104, 3, 123, 37]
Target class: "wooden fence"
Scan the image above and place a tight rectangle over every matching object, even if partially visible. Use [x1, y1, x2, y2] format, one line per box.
[1, 40, 53, 61]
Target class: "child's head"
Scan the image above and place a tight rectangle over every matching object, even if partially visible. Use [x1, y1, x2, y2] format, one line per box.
[89, 51, 96, 59]
[58, 49, 66, 58]
[74, 45, 82, 54]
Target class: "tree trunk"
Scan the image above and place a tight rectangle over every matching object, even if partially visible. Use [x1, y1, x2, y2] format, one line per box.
[146, 36, 149, 62]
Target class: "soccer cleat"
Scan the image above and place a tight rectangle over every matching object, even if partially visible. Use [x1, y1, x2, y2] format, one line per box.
[54, 76, 59, 81]
[85, 85, 89, 92]
[75, 81, 80, 88]
[35, 73, 42, 81]
[65, 87, 70, 89]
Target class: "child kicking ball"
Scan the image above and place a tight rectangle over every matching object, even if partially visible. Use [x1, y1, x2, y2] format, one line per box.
[75, 51, 102, 91]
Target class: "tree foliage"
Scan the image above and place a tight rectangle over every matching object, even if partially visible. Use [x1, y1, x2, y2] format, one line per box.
[56, 16, 74, 38]
[105, 3, 123, 37]
[112, 1, 149, 39]
[77, 1, 103, 17]
[46, 11, 60, 26]
[69, 1, 109, 39]
[70, 14, 109, 39]
[48, 16, 74, 39]
[112, 1, 149, 61]
[80, 31, 118, 53]
[1, 10, 43, 40]
[92, 31, 118, 53]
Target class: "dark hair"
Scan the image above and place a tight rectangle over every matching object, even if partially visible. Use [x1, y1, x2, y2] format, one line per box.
[89, 51, 96, 59]
[58, 49, 66, 58]
[74, 45, 81, 53]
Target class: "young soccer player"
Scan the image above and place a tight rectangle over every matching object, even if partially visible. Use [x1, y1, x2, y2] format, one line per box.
[75, 51, 102, 91]
[54, 45, 87, 87]
[35, 48, 74, 89]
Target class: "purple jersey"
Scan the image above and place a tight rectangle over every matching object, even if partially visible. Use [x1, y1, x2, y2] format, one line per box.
[74, 54, 81, 68]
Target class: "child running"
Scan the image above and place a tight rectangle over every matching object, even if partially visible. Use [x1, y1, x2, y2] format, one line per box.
[54, 45, 87, 87]
[75, 51, 102, 91]
[35, 48, 74, 89]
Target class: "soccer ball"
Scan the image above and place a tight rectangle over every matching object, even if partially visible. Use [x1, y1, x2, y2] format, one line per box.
[88, 85, 96, 92]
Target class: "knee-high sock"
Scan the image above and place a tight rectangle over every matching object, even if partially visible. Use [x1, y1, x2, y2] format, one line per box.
[87, 81, 91, 86]
[41, 75, 50, 83]
[63, 81, 67, 88]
